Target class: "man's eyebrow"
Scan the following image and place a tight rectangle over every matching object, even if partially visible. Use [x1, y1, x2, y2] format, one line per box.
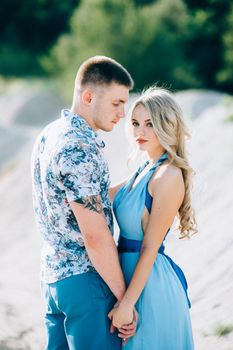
[113, 99, 127, 103]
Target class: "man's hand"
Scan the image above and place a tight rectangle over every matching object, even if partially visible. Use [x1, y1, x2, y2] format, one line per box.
[108, 305, 138, 345]
[118, 309, 138, 345]
[108, 302, 133, 329]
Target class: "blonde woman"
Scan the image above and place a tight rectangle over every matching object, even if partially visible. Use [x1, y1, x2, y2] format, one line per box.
[108, 87, 196, 349]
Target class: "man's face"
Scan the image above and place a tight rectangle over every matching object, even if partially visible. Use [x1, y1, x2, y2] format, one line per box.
[90, 82, 129, 132]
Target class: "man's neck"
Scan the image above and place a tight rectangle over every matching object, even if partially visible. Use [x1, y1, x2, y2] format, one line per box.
[70, 105, 98, 131]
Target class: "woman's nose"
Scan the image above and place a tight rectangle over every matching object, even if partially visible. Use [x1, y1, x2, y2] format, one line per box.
[137, 128, 145, 135]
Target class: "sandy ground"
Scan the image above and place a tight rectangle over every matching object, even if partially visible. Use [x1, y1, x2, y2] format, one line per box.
[0, 82, 233, 349]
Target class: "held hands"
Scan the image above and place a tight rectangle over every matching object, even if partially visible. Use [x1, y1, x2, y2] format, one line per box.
[108, 301, 138, 345]
[108, 300, 134, 328]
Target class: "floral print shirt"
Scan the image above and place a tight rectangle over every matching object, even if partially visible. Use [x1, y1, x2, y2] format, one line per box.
[31, 109, 113, 283]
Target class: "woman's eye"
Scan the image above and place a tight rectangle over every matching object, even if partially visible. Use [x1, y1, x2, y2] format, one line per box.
[132, 121, 139, 126]
[113, 103, 119, 106]
[147, 122, 153, 127]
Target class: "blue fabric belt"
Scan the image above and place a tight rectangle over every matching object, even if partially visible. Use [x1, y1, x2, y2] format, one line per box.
[118, 235, 191, 308]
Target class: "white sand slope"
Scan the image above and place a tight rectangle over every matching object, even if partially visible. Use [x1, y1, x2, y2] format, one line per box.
[0, 83, 233, 349]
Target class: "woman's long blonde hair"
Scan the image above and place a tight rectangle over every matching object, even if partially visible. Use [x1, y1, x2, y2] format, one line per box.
[129, 87, 197, 238]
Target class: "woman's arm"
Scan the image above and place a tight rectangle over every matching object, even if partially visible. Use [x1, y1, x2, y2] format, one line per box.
[110, 165, 185, 328]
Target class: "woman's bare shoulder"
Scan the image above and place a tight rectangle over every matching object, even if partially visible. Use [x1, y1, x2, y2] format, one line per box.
[150, 163, 184, 195]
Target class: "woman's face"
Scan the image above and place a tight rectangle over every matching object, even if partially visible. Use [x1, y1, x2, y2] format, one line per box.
[130, 103, 163, 155]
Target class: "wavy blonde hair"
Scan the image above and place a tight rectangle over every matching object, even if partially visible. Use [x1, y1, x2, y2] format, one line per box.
[129, 87, 197, 238]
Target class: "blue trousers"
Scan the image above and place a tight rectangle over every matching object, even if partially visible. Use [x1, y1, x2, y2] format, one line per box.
[41, 272, 121, 350]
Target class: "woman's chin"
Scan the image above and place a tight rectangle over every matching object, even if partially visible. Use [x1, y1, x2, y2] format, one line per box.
[137, 144, 148, 151]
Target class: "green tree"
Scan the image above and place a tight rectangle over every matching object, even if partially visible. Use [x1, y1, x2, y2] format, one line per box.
[0, 0, 80, 75]
[183, 0, 232, 91]
[133, 0, 155, 5]
[216, 3, 233, 92]
[43, 0, 195, 99]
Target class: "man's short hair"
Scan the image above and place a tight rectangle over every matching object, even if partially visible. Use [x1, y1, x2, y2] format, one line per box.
[75, 56, 134, 89]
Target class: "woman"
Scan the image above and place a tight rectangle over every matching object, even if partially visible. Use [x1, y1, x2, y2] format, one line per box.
[108, 87, 197, 349]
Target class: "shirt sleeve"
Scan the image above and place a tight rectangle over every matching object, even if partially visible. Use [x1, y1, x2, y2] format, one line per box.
[58, 143, 101, 202]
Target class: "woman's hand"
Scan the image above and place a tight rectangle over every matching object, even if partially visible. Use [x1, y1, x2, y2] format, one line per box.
[118, 308, 138, 345]
[108, 301, 134, 329]
[108, 302, 138, 345]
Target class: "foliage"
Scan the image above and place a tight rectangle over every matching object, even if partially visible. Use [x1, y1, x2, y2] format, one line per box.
[1, 0, 233, 94]
[0, 0, 79, 75]
[133, 0, 155, 5]
[216, 2, 233, 91]
[43, 0, 196, 99]
[184, 0, 233, 92]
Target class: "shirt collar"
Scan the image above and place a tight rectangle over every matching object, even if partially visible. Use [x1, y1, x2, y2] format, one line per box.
[61, 109, 105, 148]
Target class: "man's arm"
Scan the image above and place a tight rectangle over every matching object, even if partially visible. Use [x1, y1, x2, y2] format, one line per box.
[70, 195, 126, 301]
[58, 142, 126, 301]
[71, 197, 138, 337]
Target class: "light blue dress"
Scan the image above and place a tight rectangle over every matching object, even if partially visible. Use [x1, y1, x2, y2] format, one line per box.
[113, 153, 194, 350]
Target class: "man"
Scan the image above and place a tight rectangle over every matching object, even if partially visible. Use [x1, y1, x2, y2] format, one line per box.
[31, 56, 136, 350]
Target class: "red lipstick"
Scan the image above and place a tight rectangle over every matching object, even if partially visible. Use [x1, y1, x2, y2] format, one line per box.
[136, 138, 148, 144]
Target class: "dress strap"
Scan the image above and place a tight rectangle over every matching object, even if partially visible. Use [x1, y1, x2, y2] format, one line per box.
[149, 152, 168, 172]
[145, 152, 168, 213]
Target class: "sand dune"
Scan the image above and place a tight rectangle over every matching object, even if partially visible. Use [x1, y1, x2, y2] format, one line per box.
[0, 83, 233, 349]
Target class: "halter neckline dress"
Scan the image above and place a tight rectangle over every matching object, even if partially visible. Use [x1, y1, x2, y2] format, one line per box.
[113, 153, 194, 350]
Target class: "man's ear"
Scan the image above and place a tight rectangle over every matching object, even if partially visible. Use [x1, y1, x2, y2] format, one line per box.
[81, 88, 93, 106]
